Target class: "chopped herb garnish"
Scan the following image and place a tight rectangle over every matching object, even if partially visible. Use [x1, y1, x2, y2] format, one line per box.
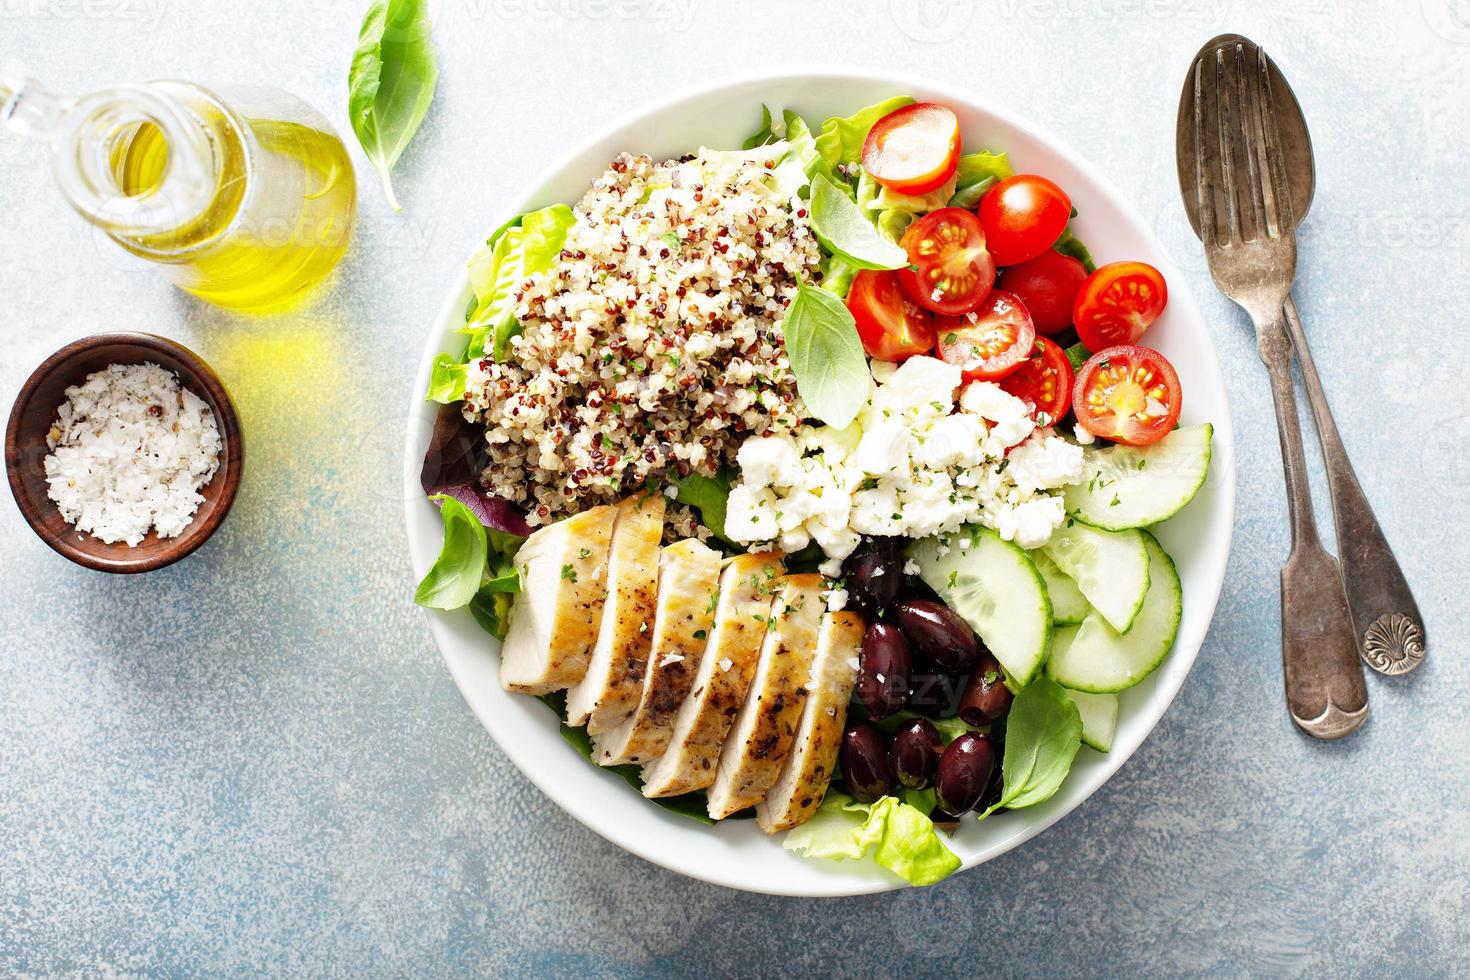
[693, 629, 707, 640]
[560, 563, 577, 582]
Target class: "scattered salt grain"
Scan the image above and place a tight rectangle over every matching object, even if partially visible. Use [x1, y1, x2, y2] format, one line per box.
[43, 361, 222, 547]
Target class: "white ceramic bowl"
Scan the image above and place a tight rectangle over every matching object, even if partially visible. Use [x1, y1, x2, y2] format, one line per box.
[404, 69, 1236, 896]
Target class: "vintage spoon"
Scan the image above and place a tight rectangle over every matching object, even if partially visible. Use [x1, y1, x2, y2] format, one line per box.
[1176, 34, 1426, 677]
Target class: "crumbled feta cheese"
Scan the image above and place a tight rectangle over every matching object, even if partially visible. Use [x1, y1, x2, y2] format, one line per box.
[724, 355, 1077, 559]
[1073, 422, 1096, 445]
[719, 658, 733, 672]
[660, 653, 684, 667]
[826, 588, 849, 612]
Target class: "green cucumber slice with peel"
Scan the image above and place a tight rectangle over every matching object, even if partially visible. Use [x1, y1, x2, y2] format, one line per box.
[1041, 522, 1149, 633]
[1030, 549, 1089, 626]
[908, 527, 1052, 687]
[1062, 681, 1119, 752]
[1064, 423, 1213, 531]
[1045, 531, 1183, 694]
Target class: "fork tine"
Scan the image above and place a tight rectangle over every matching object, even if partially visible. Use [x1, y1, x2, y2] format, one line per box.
[1191, 56, 1218, 247]
[1254, 49, 1296, 237]
[1232, 43, 1269, 243]
[1212, 47, 1244, 245]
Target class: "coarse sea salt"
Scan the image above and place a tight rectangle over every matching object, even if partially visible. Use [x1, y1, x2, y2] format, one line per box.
[43, 361, 222, 547]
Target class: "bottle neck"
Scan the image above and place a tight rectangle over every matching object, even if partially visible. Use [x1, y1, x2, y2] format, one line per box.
[3, 72, 222, 237]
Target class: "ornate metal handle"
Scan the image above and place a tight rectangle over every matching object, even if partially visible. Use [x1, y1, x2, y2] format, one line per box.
[1283, 297, 1426, 675]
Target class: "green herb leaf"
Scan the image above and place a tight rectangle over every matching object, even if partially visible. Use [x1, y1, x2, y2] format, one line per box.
[947, 151, 1013, 208]
[783, 791, 960, 886]
[426, 351, 468, 404]
[673, 473, 736, 547]
[348, 0, 438, 211]
[978, 676, 1082, 818]
[414, 495, 488, 610]
[1064, 341, 1091, 371]
[782, 284, 870, 429]
[463, 203, 576, 360]
[1053, 225, 1097, 273]
[809, 173, 908, 271]
[742, 103, 776, 149]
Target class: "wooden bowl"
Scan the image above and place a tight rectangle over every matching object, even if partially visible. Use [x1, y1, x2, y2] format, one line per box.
[5, 333, 244, 573]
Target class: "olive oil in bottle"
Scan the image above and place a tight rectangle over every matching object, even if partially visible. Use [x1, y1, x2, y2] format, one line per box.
[2, 73, 355, 312]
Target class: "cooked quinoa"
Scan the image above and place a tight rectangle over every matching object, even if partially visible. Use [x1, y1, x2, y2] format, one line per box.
[462, 147, 821, 526]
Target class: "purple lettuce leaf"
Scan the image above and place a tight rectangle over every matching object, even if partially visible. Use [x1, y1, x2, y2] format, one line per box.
[420, 405, 533, 538]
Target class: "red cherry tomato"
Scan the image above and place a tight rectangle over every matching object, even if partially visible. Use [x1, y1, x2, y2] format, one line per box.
[977, 175, 1072, 266]
[861, 102, 961, 196]
[1073, 261, 1168, 351]
[996, 250, 1088, 336]
[998, 337, 1075, 425]
[896, 208, 997, 315]
[1073, 345, 1182, 446]
[847, 270, 938, 362]
[935, 289, 1036, 382]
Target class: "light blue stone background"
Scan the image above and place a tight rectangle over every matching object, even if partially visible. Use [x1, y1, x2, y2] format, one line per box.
[1, 0, 1465, 974]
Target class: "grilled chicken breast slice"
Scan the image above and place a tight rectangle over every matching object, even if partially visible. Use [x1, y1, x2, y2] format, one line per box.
[497, 504, 616, 695]
[594, 538, 722, 767]
[564, 494, 665, 734]
[755, 611, 864, 833]
[641, 552, 785, 798]
[705, 574, 825, 820]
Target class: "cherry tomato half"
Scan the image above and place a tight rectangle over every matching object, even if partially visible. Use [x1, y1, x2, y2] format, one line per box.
[1073, 345, 1182, 446]
[935, 289, 1036, 382]
[977, 175, 1072, 266]
[996, 249, 1088, 336]
[1073, 261, 1168, 351]
[861, 102, 961, 196]
[896, 208, 997, 315]
[999, 336, 1075, 425]
[847, 269, 938, 362]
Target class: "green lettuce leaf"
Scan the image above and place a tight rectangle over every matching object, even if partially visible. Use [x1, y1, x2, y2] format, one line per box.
[784, 792, 961, 887]
[426, 351, 468, 404]
[464, 203, 576, 361]
[742, 103, 776, 149]
[813, 96, 915, 173]
[947, 151, 1013, 208]
[1054, 225, 1096, 272]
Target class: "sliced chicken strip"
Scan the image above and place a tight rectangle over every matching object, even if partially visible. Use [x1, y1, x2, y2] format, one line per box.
[755, 611, 864, 833]
[565, 494, 665, 734]
[497, 504, 616, 695]
[641, 552, 785, 798]
[594, 538, 722, 767]
[705, 574, 825, 820]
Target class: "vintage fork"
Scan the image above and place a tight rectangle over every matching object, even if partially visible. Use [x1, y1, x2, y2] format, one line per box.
[1191, 42, 1368, 738]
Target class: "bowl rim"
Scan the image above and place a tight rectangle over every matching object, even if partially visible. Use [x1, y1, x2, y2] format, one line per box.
[402, 66, 1237, 895]
[5, 331, 244, 574]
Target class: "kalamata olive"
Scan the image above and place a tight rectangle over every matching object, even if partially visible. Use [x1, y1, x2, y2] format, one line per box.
[893, 599, 979, 672]
[840, 721, 894, 803]
[935, 732, 997, 816]
[958, 654, 1014, 725]
[843, 538, 904, 615]
[980, 752, 1007, 811]
[906, 669, 967, 718]
[856, 622, 911, 720]
[890, 718, 943, 790]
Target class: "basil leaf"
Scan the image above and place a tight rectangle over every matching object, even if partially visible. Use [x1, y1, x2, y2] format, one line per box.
[349, 0, 439, 211]
[782, 284, 870, 430]
[979, 676, 1082, 818]
[809, 173, 908, 271]
[742, 103, 776, 149]
[947, 175, 997, 209]
[673, 472, 736, 547]
[1064, 341, 1091, 371]
[414, 494, 488, 610]
[426, 351, 467, 404]
[468, 584, 514, 639]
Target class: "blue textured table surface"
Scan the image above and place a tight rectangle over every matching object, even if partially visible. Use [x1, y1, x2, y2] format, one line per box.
[1, 1, 1465, 974]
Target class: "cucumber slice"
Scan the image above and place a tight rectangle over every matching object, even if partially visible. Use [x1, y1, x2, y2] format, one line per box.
[1064, 424, 1213, 531]
[1045, 531, 1182, 693]
[1061, 680, 1118, 752]
[1031, 549, 1089, 626]
[1041, 522, 1149, 633]
[908, 528, 1052, 687]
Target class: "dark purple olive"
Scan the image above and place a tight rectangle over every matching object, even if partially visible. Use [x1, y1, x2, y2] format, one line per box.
[843, 538, 903, 615]
[958, 654, 1014, 725]
[840, 721, 894, 803]
[906, 669, 967, 718]
[890, 718, 943, 790]
[935, 732, 997, 816]
[980, 751, 1007, 811]
[856, 622, 911, 720]
[893, 599, 979, 672]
